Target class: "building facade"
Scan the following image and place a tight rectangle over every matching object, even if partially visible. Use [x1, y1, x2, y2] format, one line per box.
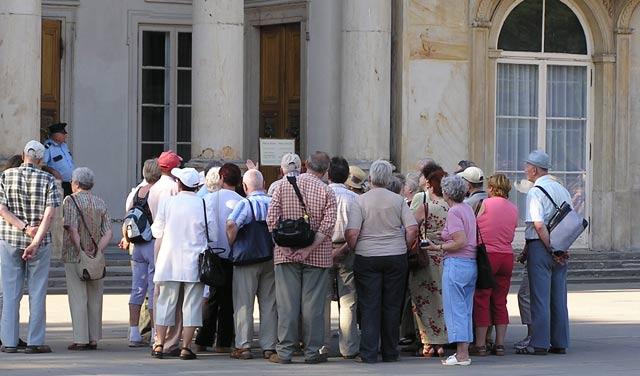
[1, 0, 639, 252]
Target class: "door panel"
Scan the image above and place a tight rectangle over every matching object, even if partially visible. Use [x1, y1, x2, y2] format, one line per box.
[259, 23, 301, 188]
[41, 19, 61, 137]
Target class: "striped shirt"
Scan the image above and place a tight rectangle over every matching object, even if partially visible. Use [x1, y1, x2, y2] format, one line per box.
[0, 163, 61, 249]
[328, 183, 358, 243]
[62, 191, 112, 263]
[228, 191, 271, 229]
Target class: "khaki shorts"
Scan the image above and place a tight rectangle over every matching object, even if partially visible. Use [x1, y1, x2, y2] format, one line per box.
[155, 281, 204, 327]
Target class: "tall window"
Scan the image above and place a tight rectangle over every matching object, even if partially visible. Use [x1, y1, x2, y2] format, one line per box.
[139, 27, 192, 169]
[495, 0, 589, 224]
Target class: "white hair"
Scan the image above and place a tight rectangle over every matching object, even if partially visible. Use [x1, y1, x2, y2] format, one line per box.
[405, 172, 420, 193]
[441, 175, 468, 203]
[72, 167, 95, 190]
[369, 159, 394, 187]
[205, 167, 222, 192]
[243, 169, 264, 191]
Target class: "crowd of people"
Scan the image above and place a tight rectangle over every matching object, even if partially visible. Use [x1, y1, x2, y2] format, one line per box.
[0, 136, 574, 366]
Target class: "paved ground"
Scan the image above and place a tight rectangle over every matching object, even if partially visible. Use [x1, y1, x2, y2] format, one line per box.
[1, 283, 639, 376]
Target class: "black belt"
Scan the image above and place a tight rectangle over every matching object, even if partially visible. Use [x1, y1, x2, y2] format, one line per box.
[525, 239, 540, 244]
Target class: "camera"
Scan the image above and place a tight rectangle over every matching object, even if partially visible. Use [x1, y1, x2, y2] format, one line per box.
[420, 239, 430, 249]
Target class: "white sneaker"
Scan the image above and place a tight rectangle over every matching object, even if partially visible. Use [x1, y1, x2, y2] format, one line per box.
[441, 354, 471, 366]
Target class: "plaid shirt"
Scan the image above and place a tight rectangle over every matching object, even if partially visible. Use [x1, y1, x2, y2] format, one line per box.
[62, 191, 112, 263]
[0, 163, 62, 249]
[267, 173, 337, 268]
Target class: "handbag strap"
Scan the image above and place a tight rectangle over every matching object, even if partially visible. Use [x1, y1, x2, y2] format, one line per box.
[69, 195, 99, 250]
[286, 176, 310, 218]
[202, 198, 212, 243]
[421, 193, 429, 239]
[475, 199, 485, 245]
[534, 185, 560, 210]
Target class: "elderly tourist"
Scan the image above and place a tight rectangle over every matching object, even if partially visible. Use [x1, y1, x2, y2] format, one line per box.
[0, 141, 61, 353]
[62, 167, 113, 350]
[471, 174, 518, 356]
[322, 156, 360, 359]
[346, 165, 367, 195]
[120, 159, 161, 347]
[517, 150, 572, 356]
[402, 172, 420, 206]
[266, 151, 337, 364]
[197, 166, 222, 198]
[426, 175, 477, 366]
[151, 167, 210, 360]
[197, 163, 242, 353]
[345, 159, 418, 363]
[267, 153, 302, 196]
[410, 161, 441, 212]
[226, 169, 277, 360]
[458, 166, 487, 214]
[408, 167, 449, 358]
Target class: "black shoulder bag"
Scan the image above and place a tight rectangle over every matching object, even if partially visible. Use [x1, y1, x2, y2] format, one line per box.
[272, 176, 316, 248]
[198, 198, 227, 287]
[474, 200, 496, 289]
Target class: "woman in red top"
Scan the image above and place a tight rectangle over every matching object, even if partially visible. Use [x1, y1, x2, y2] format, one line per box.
[472, 174, 518, 356]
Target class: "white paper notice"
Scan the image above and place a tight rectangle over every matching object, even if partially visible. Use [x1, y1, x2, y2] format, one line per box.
[259, 138, 296, 166]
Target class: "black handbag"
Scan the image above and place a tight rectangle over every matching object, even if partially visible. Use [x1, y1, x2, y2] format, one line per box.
[230, 199, 274, 265]
[198, 199, 227, 287]
[272, 176, 316, 248]
[475, 221, 496, 289]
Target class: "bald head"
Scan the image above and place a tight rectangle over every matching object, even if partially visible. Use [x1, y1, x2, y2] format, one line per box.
[243, 169, 264, 193]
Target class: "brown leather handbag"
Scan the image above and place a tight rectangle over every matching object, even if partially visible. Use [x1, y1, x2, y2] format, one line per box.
[408, 193, 430, 270]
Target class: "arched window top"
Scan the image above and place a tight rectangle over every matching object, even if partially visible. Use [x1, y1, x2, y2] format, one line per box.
[498, 0, 587, 55]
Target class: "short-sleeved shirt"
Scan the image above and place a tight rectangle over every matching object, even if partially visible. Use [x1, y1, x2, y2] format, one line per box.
[228, 191, 271, 229]
[441, 203, 477, 259]
[62, 191, 112, 263]
[0, 163, 62, 249]
[329, 183, 358, 243]
[524, 175, 572, 240]
[204, 188, 242, 259]
[477, 197, 518, 254]
[43, 139, 75, 182]
[266, 173, 337, 268]
[346, 187, 417, 257]
[148, 174, 178, 220]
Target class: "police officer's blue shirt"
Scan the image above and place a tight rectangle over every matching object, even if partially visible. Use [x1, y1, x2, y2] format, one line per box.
[43, 139, 75, 182]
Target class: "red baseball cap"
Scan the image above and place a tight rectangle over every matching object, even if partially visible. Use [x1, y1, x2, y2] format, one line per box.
[158, 150, 183, 170]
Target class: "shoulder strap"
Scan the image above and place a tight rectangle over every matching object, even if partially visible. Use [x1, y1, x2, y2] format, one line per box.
[475, 199, 484, 244]
[202, 198, 212, 243]
[246, 198, 256, 221]
[474, 198, 484, 217]
[534, 185, 559, 210]
[286, 176, 309, 216]
[69, 195, 99, 249]
[422, 193, 429, 239]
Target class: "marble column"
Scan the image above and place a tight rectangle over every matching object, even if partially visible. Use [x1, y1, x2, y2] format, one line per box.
[0, 0, 41, 155]
[191, 0, 244, 161]
[340, 0, 391, 163]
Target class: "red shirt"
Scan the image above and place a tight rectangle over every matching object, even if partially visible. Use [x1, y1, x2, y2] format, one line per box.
[477, 197, 518, 254]
[267, 173, 337, 268]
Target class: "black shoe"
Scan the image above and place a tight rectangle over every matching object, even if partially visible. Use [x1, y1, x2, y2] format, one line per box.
[354, 355, 377, 364]
[382, 356, 399, 362]
[17, 339, 28, 349]
[304, 356, 328, 364]
[548, 347, 566, 354]
[398, 337, 415, 346]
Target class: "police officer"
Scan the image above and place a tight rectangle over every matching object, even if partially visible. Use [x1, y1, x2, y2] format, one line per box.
[43, 122, 76, 196]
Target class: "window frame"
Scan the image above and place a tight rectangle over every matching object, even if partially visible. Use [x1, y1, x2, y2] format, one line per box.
[493, 0, 594, 248]
[137, 24, 192, 177]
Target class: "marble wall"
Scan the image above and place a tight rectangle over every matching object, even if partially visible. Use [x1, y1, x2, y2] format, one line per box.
[397, 0, 471, 173]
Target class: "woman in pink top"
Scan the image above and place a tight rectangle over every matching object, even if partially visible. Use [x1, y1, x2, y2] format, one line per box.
[472, 174, 518, 356]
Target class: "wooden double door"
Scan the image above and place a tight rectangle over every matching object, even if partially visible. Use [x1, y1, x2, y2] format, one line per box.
[259, 23, 301, 187]
[41, 19, 62, 139]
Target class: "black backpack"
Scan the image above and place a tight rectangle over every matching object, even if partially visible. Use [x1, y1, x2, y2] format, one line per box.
[123, 188, 153, 243]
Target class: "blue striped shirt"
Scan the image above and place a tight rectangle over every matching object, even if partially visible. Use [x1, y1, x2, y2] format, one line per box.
[227, 191, 271, 229]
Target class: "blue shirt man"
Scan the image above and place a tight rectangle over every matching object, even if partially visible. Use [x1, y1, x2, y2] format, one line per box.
[43, 122, 75, 196]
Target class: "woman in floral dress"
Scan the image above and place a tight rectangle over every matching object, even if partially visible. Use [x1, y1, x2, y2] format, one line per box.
[408, 167, 449, 357]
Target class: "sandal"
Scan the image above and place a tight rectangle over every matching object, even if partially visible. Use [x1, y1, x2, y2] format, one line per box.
[469, 344, 488, 356]
[435, 345, 445, 357]
[421, 344, 435, 358]
[180, 347, 197, 360]
[515, 346, 547, 355]
[151, 344, 164, 359]
[230, 348, 253, 360]
[493, 345, 505, 356]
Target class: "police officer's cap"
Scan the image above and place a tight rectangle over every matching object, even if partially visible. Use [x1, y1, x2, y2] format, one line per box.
[48, 122, 68, 135]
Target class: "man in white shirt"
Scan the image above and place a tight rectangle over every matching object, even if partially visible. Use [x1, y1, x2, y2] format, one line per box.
[522, 150, 572, 355]
[322, 156, 360, 359]
[196, 163, 242, 352]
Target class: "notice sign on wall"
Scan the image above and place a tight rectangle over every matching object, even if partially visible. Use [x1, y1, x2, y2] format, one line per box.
[259, 138, 296, 166]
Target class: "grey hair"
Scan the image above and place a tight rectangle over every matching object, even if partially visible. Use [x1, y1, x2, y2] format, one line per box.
[306, 151, 331, 173]
[205, 167, 222, 192]
[441, 175, 468, 203]
[386, 176, 404, 194]
[72, 167, 95, 190]
[142, 158, 161, 184]
[405, 172, 420, 193]
[369, 159, 394, 187]
[243, 169, 264, 190]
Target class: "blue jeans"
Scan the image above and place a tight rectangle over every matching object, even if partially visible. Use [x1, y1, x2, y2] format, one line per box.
[442, 257, 477, 343]
[526, 240, 569, 349]
[129, 240, 155, 309]
[0, 240, 52, 347]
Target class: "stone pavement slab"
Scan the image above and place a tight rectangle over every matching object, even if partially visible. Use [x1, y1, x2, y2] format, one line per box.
[1, 283, 639, 376]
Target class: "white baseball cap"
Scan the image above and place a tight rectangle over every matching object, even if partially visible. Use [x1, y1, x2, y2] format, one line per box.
[171, 167, 204, 188]
[24, 140, 45, 159]
[457, 166, 484, 184]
